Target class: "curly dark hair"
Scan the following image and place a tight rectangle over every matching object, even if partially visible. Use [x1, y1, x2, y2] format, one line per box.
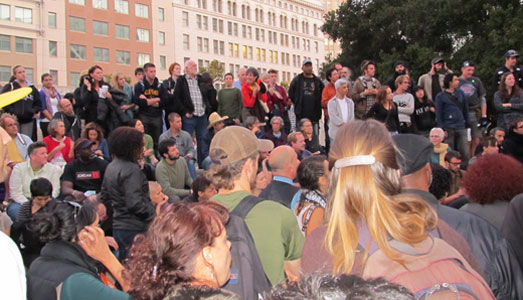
[462, 154, 523, 204]
[29, 201, 97, 243]
[263, 273, 415, 299]
[428, 163, 451, 200]
[124, 201, 229, 300]
[108, 126, 144, 162]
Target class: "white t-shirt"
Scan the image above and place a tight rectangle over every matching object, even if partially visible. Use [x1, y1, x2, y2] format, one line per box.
[336, 97, 349, 123]
[0, 231, 26, 300]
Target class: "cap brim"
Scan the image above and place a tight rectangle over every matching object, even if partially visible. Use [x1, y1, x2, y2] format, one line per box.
[208, 117, 229, 128]
[258, 139, 274, 152]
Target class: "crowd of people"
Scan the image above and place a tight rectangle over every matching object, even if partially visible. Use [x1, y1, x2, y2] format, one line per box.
[0, 49, 523, 300]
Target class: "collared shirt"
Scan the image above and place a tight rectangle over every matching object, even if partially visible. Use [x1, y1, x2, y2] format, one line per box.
[273, 176, 301, 211]
[9, 160, 61, 203]
[186, 74, 205, 116]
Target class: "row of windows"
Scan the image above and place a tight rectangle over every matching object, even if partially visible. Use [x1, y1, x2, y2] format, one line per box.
[0, 4, 33, 24]
[183, 0, 322, 20]
[185, 12, 319, 40]
[0, 35, 33, 54]
[69, 0, 163, 20]
[188, 33, 318, 55]
[180, 6, 319, 36]
[69, 17, 159, 43]
[68, 44, 154, 66]
[0, 66, 34, 82]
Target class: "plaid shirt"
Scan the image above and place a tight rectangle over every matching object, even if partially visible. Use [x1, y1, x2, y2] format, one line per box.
[186, 74, 205, 116]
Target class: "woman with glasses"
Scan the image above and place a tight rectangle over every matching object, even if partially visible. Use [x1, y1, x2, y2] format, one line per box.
[27, 200, 129, 300]
[124, 202, 236, 300]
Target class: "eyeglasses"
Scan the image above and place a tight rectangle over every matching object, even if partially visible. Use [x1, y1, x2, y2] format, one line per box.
[448, 161, 461, 166]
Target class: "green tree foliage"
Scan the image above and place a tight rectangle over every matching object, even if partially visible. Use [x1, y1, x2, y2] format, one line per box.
[322, 0, 523, 95]
[199, 60, 225, 83]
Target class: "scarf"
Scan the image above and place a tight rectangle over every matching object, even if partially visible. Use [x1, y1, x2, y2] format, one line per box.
[433, 142, 448, 166]
[299, 189, 327, 210]
[41, 87, 61, 115]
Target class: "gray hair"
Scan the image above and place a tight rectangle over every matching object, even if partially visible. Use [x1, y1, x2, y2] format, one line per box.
[48, 119, 64, 137]
[334, 78, 349, 90]
[271, 116, 284, 125]
[430, 127, 444, 138]
[184, 59, 196, 70]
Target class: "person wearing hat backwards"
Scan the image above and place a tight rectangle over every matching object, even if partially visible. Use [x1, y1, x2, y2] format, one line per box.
[418, 57, 452, 102]
[393, 133, 523, 299]
[495, 49, 523, 88]
[61, 138, 109, 201]
[208, 126, 304, 285]
[200, 112, 228, 170]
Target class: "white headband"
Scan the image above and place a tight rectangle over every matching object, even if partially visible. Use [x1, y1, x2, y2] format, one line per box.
[334, 155, 376, 169]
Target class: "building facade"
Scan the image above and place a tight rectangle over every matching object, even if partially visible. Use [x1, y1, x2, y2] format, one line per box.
[0, 0, 325, 90]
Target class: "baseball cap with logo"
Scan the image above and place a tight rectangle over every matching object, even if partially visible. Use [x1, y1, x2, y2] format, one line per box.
[504, 49, 520, 58]
[210, 126, 261, 165]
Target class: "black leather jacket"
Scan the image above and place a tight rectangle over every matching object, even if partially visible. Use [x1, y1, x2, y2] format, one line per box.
[404, 189, 523, 300]
[100, 157, 155, 231]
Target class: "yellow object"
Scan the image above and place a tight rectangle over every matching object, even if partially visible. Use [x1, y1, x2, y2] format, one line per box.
[0, 87, 32, 108]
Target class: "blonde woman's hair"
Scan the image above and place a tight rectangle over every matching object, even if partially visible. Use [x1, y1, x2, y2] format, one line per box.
[325, 119, 437, 274]
[110, 72, 125, 91]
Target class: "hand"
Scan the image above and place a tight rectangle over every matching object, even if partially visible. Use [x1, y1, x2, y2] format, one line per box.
[429, 64, 436, 75]
[139, 94, 147, 100]
[83, 78, 92, 90]
[253, 83, 260, 94]
[429, 107, 436, 112]
[95, 149, 103, 157]
[78, 226, 112, 263]
[103, 92, 112, 99]
[72, 190, 87, 201]
[58, 141, 66, 150]
[155, 195, 168, 215]
[502, 103, 512, 107]
[143, 148, 153, 157]
[184, 154, 193, 160]
[185, 113, 193, 118]
[105, 236, 119, 250]
[152, 102, 159, 107]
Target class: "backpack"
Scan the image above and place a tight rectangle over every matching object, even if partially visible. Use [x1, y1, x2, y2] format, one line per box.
[223, 195, 271, 300]
[359, 236, 495, 300]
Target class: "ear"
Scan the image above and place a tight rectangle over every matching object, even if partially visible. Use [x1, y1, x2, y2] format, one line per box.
[202, 246, 213, 265]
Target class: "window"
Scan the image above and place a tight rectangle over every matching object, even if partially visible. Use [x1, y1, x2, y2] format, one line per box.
[158, 7, 164, 21]
[196, 14, 202, 29]
[261, 49, 266, 62]
[135, 3, 148, 18]
[0, 4, 9, 20]
[70, 72, 80, 86]
[115, 24, 129, 39]
[218, 20, 223, 33]
[159, 31, 165, 45]
[136, 28, 150, 42]
[202, 16, 208, 30]
[50, 70, 58, 85]
[49, 40, 57, 56]
[94, 47, 109, 62]
[260, 29, 264, 42]
[137, 53, 150, 66]
[183, 34, 189, 50]
[69, 0, 85, 5]
[212, 18, 217, 32]
[197, 37, 202, 52]
[15, 37, 32, 53]
[219, 41, 224, 55]
[48, 12, 56, 28]
[70, 44, 86, 59]
[213, 40, 218, 54]
[227, 21, 232, 35]
[242, 45, 247, 59]
[93, 21, 108, 36]
[247, 26, 251, 39]
[228, 42, 233, 57]
[247, 46, 252, 60]
[0, 35, 9, 51]
[69, 16, 85, 32]
[203, 38, 209, 52]
[233, 23, 238, 36]
[116, 50, 130, 64]
[15, 7, 32, 24]
[182, 11, 188, 26]
[242, 25, 246, 38]
[114, 0, 129, 14]
[160, 55, 166, 69]
[93, 0, 107, 10]
[315, 41, 318, 53]
[25, 68, 33, 83]
[213, 0, 222, 12]
[0, 66, 10, 82]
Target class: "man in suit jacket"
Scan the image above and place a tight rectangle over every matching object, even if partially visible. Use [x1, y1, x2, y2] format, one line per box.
[259, 145, 300, 208]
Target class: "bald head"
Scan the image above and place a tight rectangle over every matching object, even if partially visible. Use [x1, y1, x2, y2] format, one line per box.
[268, 146, 299, 180]
[59, 98, 74, 116]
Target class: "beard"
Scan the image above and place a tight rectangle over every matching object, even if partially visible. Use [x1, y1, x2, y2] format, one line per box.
[168, 154, 179, 161]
